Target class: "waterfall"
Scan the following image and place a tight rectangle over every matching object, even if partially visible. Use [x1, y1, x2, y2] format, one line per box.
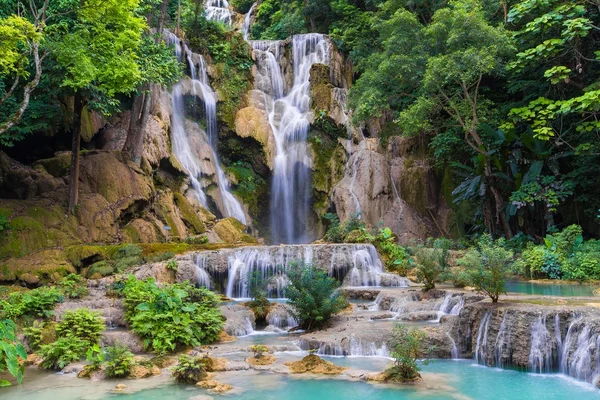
[242, 3, 257, 40]
[258, 34, 330, 244]
[529, 314, 553, 373]
[560, 318, 600, 384]
[195, 243, 404, 299]
[205, 0, 232, 25]
[165, 32, 246, 224]
[447, 332, 459, 359]
[195, 256, 212, 289]
[494, 312, 512, 368]
[299, 338, 390, 357]
[267, 312, 298, 330]
[449, 296, 465, 315]
[474, 311, 492, 364]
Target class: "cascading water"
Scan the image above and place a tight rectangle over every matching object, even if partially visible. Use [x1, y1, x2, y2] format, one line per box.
[257, 34, 330, 244]
[494, 312, 512, 368]
[529, 315, 553, 373]
[242, 3, 257, 40]
[560, 317, 600, 384]
[195, 244, 405, 299]
[474, 311, 492, 365]
[205, 0, 232, 25]
[195, 256, 212, 289]
[166, 32, 246, 224]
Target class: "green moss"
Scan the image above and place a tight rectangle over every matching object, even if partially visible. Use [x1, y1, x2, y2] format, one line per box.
[0, 216, 48, 259]
[32, 154, 72, 178]
[88, 261, 115, 277]
[123, 225, 142, 243]
[174, 193, 206, 234]
[309, 116, 347, 217]
[65, 245, 108, 267]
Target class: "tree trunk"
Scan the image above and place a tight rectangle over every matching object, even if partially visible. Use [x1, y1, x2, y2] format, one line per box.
[122, 85, 152, 165]
[483, 159, 513, 239]
[158, 0, 170, 33]
[68, 93, 84, 215]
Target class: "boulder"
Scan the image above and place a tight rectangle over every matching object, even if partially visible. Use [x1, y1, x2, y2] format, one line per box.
[213, 217, 254, 243]
[234, 107, 276, 169]
[18, 272, 40, 288]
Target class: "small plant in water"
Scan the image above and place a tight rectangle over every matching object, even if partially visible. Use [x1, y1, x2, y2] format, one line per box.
[384, 324, 432, 382]
[249, 344, 269, 358]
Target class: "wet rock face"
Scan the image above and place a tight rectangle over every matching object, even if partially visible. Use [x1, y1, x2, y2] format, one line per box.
[453, 302, 600, 385]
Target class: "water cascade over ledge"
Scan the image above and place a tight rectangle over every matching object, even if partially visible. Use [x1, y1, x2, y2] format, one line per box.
[165, 32, 246, 224]
[192, 243, 410, 299]
[250, 35, 331, 244]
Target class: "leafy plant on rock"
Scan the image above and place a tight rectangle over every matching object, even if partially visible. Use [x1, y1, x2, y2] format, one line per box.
[0, 287, 63, 319]
[285, 262, 348, 330]
[58, 274, 89, 299]
[104, 343, 134, 378]
[384, 324, 430, 382]
[172, 355, 207, 384]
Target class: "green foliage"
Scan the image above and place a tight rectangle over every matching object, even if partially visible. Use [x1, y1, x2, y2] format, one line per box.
[0, 215, 10, 234]
[0, 287, 63, 319]
[284, 262, 348, 330]
[57, 274, 89, 299]
[226, 161, 267, 217]
[0, 319, 27, 386]
[39, 336, 89, 370]
[458, 235, 514, 303]
[104, 343, 134, 378]
[244, 270, 271, 321]
[39, 308, 104, 370]
[414, 248, 447, 291]
[385, 324, 430, 382]
[373, 228, 412, 274]
[172, 355, 207, 384]
[85, 344, 105, 371]
[56, 309, 105, 345]
[166, 259, 178, 271]
[122, 276, 223, 353]
[249, 344, 269, 358]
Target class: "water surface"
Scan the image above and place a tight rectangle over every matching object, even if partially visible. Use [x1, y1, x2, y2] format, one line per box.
[505, 280, 598, 297]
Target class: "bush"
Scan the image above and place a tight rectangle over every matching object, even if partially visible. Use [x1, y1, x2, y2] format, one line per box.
[166, 259, 178, 271]
[38, 309, 105, 370]
[104, 343, 134, 378]
[385, 324, 430, 382]
[373, 228, 412, 274]
[172, 355, 207, 384]
[55, 309, 105, 345]
[414, 248, 447, 291]
[122, 276, 223, 353]
[39, 336, 89, 369]
[285, 262, 348, 330]
[458, 235, 513, 303]
[244, 270, 271, 321]
[57, 274, 89, 299]
[0, 287, 63, 319]
[249, 344, 269, 358]
[0, 319, 27, 386]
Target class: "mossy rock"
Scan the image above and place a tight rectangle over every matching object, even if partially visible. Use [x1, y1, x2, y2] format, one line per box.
[88, 261, 115, 277]
[0, 216, 48, 259]
[174, 193, 205, 234]
[213, 217, 255, 243]
[32, 154, 72, 178]
[0, 250, 75, 283]
[65, 245, 108, 268]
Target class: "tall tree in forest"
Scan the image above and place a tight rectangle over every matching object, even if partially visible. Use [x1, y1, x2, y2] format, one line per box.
[0, 0, 48, 140]
[49, 0, 144, 213]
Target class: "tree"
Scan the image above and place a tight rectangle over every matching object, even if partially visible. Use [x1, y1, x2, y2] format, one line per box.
[244, 270, 271, 322]
[0, 0, 48, 139]
[49, 0, 145, 213]
[284, 262, 347, 330]
[414, 247, 446, 291]
[384, 324, 430, 382]
[397, 0, 515, 238]
[458, 235, 513, 303]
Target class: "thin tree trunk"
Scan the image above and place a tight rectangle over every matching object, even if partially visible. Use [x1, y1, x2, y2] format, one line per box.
[158, 0, 169, 33]
[68, 93, 84, 215]
[122, 84, 152, 165]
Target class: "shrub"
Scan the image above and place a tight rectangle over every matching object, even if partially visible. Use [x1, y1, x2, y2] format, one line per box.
[285, 262, 348, 330]
[57, 274, 89, 299]
[39, 309, 105, 370]
[0, 319, 27, 386]
[323, 213, 343, 242]
[85, 344, 105, 372]
[249, 344, 269, 358]
[146, 251, 175, 263]
[55, 309, 105, 345]
[245, 270, 271, 321]
[0, 215, 10, 234]
[39, 336, 89, 369]
[373, 228, 412, 274]
[458, 235, 513, 303]
[385, 324, 430, 382]
[414, 248, 447, 291]
[0, 287, 63, 319]
[172, 355, 207, 384]
[166, 259, 178, 271]
[104, 343, 134, 378]
[122, 276, 223, 353]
